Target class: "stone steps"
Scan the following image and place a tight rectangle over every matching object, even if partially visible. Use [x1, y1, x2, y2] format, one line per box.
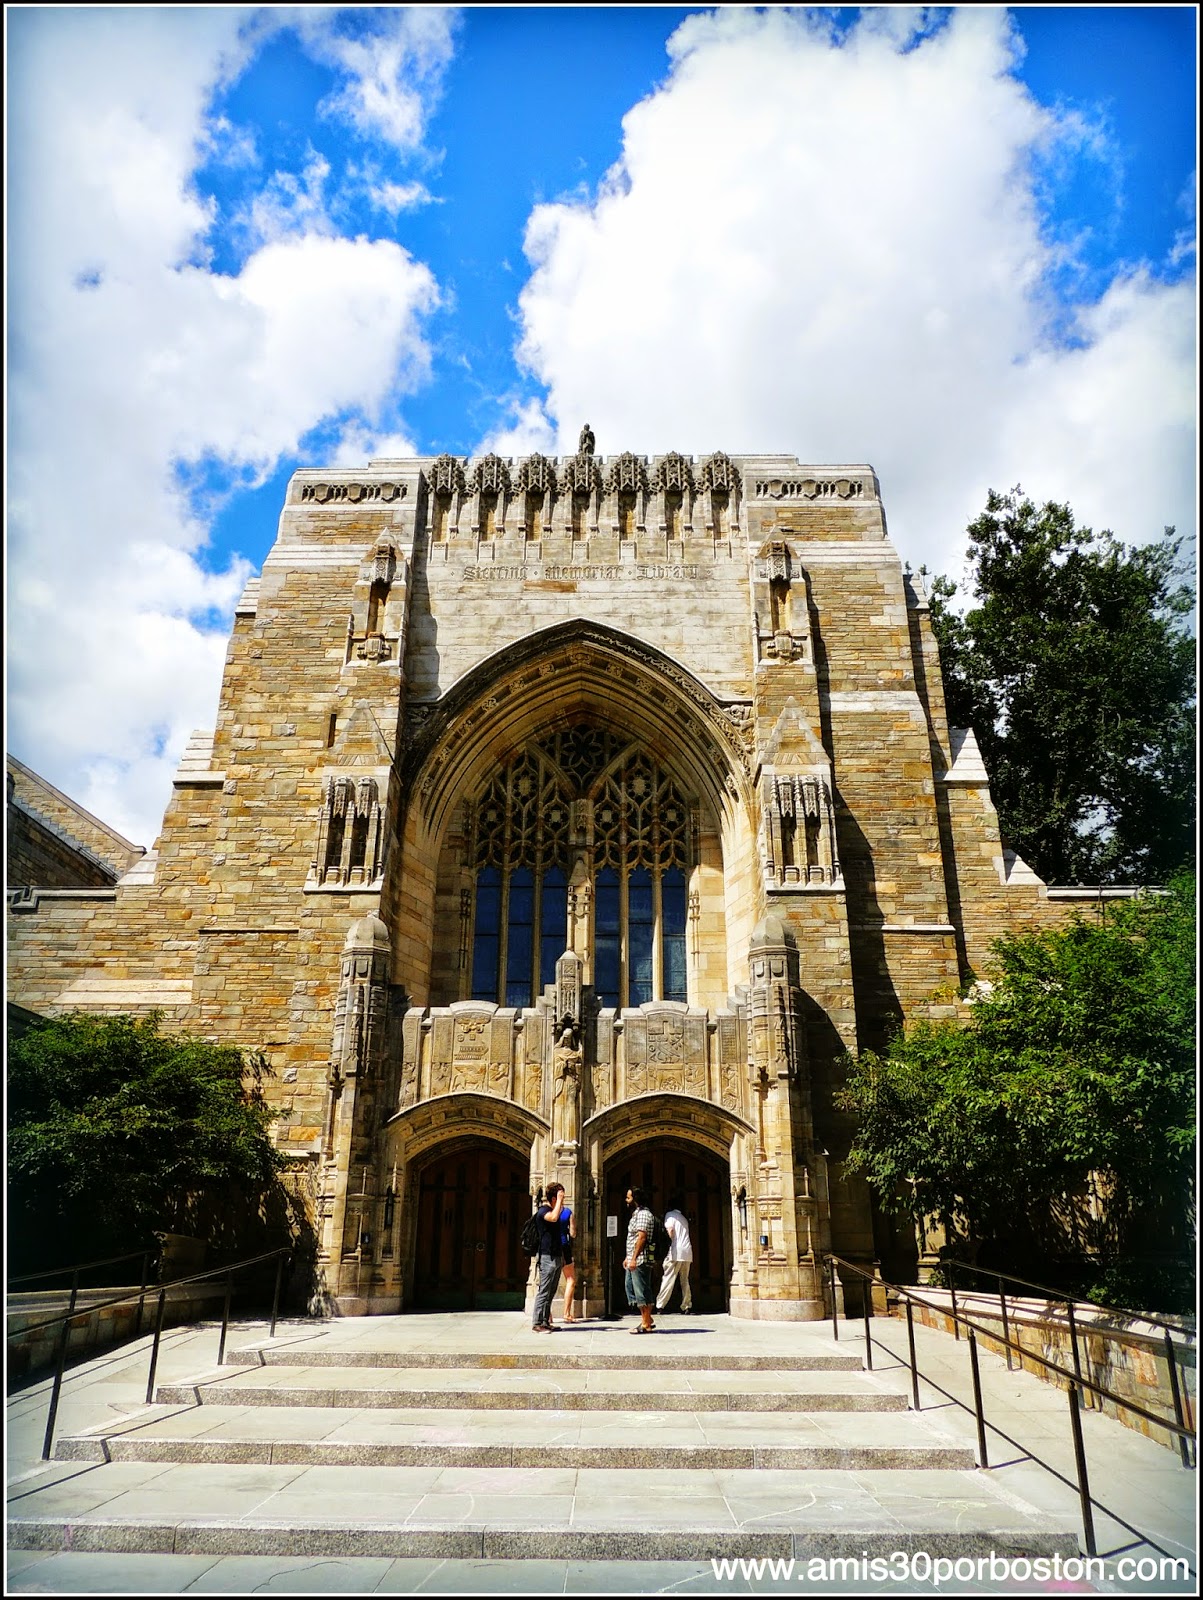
[157, 1383, 901, 1411]
[156, 1361, 903, 1410]
[225, 1344, 864, 1372]
[7, 1314, 1082, 1562]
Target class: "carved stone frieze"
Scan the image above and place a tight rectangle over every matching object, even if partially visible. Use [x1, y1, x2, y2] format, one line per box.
[754, 476, 863, 500]
[300, 481, 405, 504]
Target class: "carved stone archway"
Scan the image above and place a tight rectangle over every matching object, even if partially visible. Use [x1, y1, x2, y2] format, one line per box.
[384, 1092, 548, 1310]
[579, 1092, 754, 1318]
[395, 621, 759, 1009]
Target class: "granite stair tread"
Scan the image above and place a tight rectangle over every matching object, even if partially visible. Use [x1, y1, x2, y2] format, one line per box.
[155, 1362, 904, 1409]
[52, 1397, 971, 1470]
[7, 1461, 1078, 1561]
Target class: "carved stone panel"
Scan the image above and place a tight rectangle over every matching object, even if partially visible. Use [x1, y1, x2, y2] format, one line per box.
[623, 1013, 648, 1098]
[717, 1013, 745, 1114]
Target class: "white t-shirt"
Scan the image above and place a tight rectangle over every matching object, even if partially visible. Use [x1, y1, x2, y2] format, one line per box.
[663, 1209, 693, 1262]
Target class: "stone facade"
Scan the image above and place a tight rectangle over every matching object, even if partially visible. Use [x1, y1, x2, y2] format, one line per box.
[6, 450, 1113, 1319]
[7, 755, 144, 891]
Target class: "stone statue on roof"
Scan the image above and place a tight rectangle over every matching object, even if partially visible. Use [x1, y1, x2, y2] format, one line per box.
[577, 422, 595, 457]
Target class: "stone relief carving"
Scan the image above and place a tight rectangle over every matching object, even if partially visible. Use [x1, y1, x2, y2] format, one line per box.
[428, 454, 467, 497]
[472, 454, 512, 497]
[761, 771, 839, 888]
[300, 481, 404, 504]
[699, 452, 740, 495]
[516, 453, 558, 496]
[605, 452, 649, 497]
[754, 477, 863, 500]
[656, 452, 695, 496]
[561, 451, 601, 498]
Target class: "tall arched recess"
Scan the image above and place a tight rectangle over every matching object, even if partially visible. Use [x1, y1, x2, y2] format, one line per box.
[389, 620, 757, 1009]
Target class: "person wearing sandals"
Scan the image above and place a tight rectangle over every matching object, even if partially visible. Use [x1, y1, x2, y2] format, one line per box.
[623, 1186, 656, 1333]
[531, 1183, 565, 1333]
[559, 1196, 579, 1322]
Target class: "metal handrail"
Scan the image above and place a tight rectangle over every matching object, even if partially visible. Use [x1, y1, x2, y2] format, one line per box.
[8, 1249, 157, 1351]
[825, 1253, 1196, 1562]
[937, 1254, 1195, 1452]
[941, 1255, 1194, 1338]
[8, 1245, 293, 1461]
[8, 1249, 154, 1288]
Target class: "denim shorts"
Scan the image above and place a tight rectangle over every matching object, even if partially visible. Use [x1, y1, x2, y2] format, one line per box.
[624, 1263, 653, 1307]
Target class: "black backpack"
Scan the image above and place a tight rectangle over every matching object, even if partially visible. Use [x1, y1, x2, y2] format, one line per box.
[520, 1211, 542, 1257]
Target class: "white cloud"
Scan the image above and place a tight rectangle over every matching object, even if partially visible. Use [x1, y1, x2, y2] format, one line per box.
[514, 7, 1195, 580]
[368, 178, 435, 216]
[476, 398, 559, 459]
[7, 8, 446, 844]
[296, 5, 459, 154]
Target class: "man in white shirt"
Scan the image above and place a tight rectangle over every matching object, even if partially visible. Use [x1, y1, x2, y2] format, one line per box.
[656, 1195, 694, 1314]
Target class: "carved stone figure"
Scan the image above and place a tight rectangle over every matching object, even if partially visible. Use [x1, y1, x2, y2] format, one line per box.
[577, 422, 596, 457]
[552, 1013, 582, 1148]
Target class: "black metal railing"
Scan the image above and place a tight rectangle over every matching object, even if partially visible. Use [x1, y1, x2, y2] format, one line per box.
[7, 1246, 292, 1461]
[936, 1256, 1195, 1466]
[9, 1249, 158, 1340]
[825, 1254, 1196, 1562]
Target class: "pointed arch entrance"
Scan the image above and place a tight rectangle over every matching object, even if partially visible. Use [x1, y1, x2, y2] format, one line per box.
[604, 1138, 732, 1314]
[411, 1138, 529, 1309]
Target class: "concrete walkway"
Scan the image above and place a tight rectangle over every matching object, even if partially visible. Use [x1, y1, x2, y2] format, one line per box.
[6, 1310, 1197, 1595]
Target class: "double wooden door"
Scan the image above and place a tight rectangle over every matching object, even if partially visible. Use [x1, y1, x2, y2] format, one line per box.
[604, 1142, 731, 1314]
[413, 1144, 529, 1310]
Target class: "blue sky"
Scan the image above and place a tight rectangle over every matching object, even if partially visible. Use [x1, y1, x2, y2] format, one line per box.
[6, 6, 1197, 844]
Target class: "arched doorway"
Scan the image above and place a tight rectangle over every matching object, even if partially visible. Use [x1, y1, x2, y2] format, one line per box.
[604, 1139, 731, 1314]
[412, 1141, 529, 1309]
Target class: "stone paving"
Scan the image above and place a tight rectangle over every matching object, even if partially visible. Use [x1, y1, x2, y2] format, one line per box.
[6, 1311, 1197, 1594]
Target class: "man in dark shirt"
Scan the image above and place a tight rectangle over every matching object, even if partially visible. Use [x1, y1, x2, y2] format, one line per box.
[532, 1182, 565, 1332]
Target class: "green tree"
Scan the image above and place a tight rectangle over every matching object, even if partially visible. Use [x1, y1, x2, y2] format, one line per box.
[838, 875, 1196, 1312]
[7, 1012, 284, 1276]
[929, 488, 1195, 885]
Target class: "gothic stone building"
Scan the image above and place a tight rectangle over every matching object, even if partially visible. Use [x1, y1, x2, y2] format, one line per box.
[6, 447, 1101, 1318]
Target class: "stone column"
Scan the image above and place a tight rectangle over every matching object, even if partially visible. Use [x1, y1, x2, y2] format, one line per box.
[319, 913, 392, 1312]
[731, 914, 828, 1320]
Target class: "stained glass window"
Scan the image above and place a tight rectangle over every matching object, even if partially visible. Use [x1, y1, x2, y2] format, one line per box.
[466, 725, 694, 1007]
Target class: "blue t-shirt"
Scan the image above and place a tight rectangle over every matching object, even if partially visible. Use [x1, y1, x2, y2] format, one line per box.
[560, 1205, 573, 1250]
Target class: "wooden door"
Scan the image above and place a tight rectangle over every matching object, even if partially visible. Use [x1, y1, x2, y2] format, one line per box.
[603, 1142, 730, 1314]
[413, 1145, 529, 1309]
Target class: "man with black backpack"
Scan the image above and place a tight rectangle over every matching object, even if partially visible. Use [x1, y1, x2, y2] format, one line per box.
[526, 1183, 565, 1333]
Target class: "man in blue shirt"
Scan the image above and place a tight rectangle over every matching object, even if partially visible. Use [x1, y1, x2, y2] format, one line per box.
[532, 1183, 565, 1332]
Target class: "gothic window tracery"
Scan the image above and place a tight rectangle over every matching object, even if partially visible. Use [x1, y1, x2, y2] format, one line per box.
[464, 725, 693, 1008]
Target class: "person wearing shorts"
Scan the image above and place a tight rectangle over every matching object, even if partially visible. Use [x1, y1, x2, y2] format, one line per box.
[623, 1186, 656, 1334]
[559, 1199, 578, 1321]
